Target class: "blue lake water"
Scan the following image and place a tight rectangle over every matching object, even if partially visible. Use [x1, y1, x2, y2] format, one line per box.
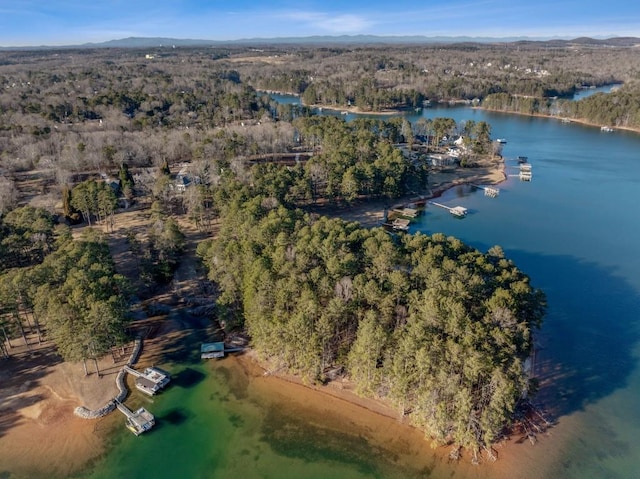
[81, 98, 640, 479]
[571, 84, 621, 101]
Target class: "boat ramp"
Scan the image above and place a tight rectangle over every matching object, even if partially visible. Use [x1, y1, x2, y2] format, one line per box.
[115, 400, 155, 435]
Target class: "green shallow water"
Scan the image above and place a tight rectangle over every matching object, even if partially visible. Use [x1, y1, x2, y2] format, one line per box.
[80, 357, 441, 479]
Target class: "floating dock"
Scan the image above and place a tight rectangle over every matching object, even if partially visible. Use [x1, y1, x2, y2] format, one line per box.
[519, 163, 533, 181]
[429, 202, 468, 217]
[116, 401, 155, 436]
[124, 366, 171, 396]
[472, 184, 500, 197]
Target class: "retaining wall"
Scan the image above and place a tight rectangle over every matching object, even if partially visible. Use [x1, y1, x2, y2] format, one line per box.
[74, 338, 142, 419]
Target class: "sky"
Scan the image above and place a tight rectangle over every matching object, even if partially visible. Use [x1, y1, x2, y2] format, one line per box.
[0, 0, 638, 46]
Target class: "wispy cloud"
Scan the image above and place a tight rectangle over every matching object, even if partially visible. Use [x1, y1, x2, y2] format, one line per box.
[280, 11, 374, 33]
[1, 0, 638, 46]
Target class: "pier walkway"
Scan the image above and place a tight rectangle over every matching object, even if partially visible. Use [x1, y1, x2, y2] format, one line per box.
[429, 201, 468, 217]
[123, 365, 142, 377]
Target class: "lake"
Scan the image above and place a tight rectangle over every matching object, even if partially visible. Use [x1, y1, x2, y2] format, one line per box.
[81, 97, 640, 479]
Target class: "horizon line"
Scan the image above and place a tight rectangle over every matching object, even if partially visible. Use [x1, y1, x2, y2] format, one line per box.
[0, 33, 634, 50]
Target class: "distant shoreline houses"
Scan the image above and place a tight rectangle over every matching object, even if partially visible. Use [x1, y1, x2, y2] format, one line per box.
[399, 134, 469, 168]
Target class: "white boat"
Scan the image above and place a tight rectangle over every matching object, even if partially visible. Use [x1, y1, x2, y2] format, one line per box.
[600, 126, 614, 132]
[496, 138, 507, 144]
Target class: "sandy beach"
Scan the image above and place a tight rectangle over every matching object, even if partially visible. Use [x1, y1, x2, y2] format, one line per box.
[231, 349, 564, 479]
[0, 307, 195, 479]
[0, 342, 121, 478]
[0, 307, 562, 479]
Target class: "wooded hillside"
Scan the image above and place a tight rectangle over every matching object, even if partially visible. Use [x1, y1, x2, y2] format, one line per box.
[198, 196, 546, 455]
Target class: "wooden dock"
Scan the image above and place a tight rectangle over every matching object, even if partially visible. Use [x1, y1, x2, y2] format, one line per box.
[391, 218, 410, 231]
[123, 365, 142, 377]
[115, 401, 155, 435]
[429, 202, 468, 217]
[392, 207, 419, 218]
[124, 366, 171, 396]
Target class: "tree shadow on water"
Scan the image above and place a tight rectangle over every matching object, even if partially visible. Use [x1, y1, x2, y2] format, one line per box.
[503, 249, 640, 419]
[172, 367, 206, 389]
[158, 408, 190, 425]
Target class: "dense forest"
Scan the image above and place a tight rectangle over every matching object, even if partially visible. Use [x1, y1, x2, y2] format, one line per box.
[0, 209, 130, 369]
[197, 192, 545, 457]
[483, 82, 640, 129]
[241, 43, 628, 104]
[8, 38, 637, 455]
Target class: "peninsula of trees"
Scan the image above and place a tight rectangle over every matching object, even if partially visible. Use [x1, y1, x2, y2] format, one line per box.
[198, 197, 545, 457]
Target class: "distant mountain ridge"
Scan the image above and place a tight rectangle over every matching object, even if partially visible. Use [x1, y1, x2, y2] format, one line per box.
[2, 35, 639, 50]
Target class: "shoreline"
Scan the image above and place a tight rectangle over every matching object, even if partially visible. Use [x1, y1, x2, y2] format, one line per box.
[232, 349, 560, 477]
[258, 89, 418, 116]
[0, 344, 123, 478]
[305, 155, 506, 228]
[309, 103, 406, 116]
[477, 106, 640, 134]
[261, 88, 640, 135]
